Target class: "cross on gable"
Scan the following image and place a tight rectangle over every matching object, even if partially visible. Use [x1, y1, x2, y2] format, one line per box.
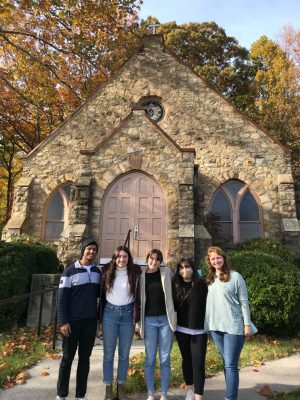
[148, 23, 160, 35]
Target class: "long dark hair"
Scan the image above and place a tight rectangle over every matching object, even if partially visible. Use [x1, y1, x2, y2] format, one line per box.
[105, 246, 139, 294]
[173, 256, 198, 302]
[205, 246, 231, 284]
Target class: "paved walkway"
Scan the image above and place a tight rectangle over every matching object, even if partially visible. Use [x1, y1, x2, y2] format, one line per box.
[0, 338, 299, 400]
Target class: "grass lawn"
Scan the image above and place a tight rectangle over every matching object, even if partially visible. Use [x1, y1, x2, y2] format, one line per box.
[125, 334, 300, 394]
[275, 391, 300, 400]
[1, 330, 299, 394]
[0, 328, 54, 388]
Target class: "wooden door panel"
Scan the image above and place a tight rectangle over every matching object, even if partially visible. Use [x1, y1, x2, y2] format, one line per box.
[100, 172, 167, 262]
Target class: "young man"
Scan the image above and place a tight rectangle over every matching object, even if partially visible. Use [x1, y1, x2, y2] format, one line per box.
[56, 239, 101, 400]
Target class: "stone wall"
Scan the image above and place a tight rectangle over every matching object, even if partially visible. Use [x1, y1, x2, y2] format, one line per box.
[3, 35, 299, 259]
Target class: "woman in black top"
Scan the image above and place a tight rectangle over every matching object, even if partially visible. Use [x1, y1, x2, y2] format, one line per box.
[173, 257, 208, 400]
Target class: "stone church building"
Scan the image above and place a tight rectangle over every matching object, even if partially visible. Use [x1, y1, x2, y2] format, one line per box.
[3, 35, 300, 264]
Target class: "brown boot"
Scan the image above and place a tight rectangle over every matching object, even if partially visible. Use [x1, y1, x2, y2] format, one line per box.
[117, 383, 128, 400]
[104, 384, 113, 400]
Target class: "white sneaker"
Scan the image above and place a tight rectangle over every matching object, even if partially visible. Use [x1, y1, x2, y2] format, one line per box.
[185, 389, 195, 400]
[160, 396, 167, 400]
[56, 397, 66, 400]
[75, 397, 88, 400]
[147, 393, 155, 400]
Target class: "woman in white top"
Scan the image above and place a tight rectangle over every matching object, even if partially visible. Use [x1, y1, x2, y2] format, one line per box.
[99, 246, 141, 400]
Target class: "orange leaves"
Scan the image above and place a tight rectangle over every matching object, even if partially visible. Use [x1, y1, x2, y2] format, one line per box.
[15, 371, 30, 385]
[39, 370, 50, 377]
[44, 352, 61, 360]
[258, 385, 274, 397]
[270, 340, 280, 346]
[127, 367, 143, 377]
[251, 359, 265, 368]
[0, 327, 57, 388]
[0, 363, 9, 370]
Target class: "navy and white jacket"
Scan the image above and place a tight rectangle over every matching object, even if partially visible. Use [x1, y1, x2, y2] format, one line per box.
[57, 260, 101, 326]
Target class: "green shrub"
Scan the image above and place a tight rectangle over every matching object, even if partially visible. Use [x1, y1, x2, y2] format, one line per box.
[233, 237, 295, 264]
[0, 239, 60, 330]
[229, 251, 300, 337]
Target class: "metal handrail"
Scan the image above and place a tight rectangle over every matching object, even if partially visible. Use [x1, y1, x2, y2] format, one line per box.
[0, 286, 58, 306]
[124, 229, 131, 249]
[0, 285, 59, 350]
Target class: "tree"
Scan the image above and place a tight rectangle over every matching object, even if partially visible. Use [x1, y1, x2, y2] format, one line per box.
[0, 0, 142, 151]
[139, 19, 258, 116]
[0, 0, 142, 229]
[249, 35, 299, 146]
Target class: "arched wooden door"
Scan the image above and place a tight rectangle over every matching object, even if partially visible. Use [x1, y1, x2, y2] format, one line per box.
[99, 172, 167, 263]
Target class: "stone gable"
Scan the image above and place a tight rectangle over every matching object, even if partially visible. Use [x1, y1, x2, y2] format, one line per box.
[3, 35, 299, 261]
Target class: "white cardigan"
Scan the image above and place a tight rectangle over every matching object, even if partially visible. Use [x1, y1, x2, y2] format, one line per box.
[138, 266, 177, 339]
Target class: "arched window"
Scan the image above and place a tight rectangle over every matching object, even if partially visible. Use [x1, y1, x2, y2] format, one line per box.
[208, 180, 262, 243]
[44, 183, 72, 241]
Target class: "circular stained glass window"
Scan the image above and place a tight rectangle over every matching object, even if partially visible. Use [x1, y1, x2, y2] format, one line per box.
[142, 101, 164, 123]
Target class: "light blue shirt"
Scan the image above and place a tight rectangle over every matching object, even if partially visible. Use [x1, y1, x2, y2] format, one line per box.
[205, 271, 251, 335]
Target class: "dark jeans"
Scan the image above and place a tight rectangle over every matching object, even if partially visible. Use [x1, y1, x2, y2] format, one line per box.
[57, 319, 97, 398]
[175, 331, 208, 395]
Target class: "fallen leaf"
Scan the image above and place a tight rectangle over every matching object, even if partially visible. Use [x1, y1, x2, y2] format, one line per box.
[39, 371, 50, 376]
[258, 385, 273, 397]
[251, 359, 264, 367]
[253, 368, 259, 372]
[270, 340, 280, 346]
[0, 363, 9, 370]
[16, 372, 30, 381]
[15, 379, 26, 385]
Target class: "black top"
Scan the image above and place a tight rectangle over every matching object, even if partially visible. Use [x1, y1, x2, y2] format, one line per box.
[145, 269, 167, 316]
[173, 278, 208, 330]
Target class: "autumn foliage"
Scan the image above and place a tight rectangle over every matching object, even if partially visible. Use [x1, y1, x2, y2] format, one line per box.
[0, 326, 59, 388]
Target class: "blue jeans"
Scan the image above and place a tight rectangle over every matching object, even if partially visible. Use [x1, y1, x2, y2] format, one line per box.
[144, 315, 174, 395]
[211, 331, 245, 400]
[102, 302, 134, 384]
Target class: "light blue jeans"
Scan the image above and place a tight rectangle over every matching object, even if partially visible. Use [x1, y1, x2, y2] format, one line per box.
[211, 331, 245, 400]
[102, 302, 134, 384]
[144, 315, 174, 395]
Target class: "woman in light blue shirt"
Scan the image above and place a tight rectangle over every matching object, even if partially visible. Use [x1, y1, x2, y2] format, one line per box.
[204, 246, 251, 400]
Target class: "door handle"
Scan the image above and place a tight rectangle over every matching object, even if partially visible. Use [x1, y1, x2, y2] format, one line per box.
[134, 225, 139, 240]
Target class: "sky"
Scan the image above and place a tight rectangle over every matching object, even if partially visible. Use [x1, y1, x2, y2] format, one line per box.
[138, 0, 300, 49]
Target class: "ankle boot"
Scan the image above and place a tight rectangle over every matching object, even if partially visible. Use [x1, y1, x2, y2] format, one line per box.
[117, 383, 127, 400]
[104, 384, 113, 400]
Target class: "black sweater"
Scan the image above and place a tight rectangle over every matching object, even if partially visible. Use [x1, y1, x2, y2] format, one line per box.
[173, 278, 208, 330]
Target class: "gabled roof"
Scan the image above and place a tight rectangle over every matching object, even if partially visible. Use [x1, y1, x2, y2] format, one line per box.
[25, 34, 289, 160]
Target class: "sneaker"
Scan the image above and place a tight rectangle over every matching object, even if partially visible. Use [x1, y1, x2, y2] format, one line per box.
[160, 396, 167, 400]
[56, 397, 66, 400]
[185, 389, 195, 400]
[75, 397, 88, 400]
[147, 393, 155, 400]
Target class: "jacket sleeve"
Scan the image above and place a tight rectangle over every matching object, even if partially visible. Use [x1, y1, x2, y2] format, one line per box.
[57, 267, 72, 326]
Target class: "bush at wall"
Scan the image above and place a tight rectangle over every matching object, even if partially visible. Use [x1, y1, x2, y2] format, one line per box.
[234, 237, 295, 264]
[0, 239, 60, 331]
[229, 251, 300, 337]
